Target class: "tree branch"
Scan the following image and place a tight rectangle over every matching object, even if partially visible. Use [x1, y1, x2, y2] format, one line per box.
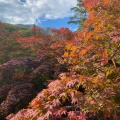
[109, 44, 120, 60]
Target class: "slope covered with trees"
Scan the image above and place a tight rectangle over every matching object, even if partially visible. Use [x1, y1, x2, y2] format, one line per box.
[0, 0, 120, 119]
[0, 22, 74, 119]
[0, 22, 36, 64]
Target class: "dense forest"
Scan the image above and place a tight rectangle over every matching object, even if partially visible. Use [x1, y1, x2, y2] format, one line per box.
[0, 0, 120, 119]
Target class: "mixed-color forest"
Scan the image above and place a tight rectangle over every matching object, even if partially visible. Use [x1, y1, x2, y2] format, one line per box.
[0, 0, 120, 119]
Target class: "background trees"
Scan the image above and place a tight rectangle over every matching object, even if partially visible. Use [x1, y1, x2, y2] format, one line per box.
[0, 22, 34, 64]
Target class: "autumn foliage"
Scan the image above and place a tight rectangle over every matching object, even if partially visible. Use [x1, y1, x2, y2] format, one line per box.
[0, 22, 34, 64]
[18, 27, 75, 60]
[6, 0, 120, 120]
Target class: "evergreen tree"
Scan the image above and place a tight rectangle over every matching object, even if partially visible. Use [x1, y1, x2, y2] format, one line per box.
[68, 0, 87, 31]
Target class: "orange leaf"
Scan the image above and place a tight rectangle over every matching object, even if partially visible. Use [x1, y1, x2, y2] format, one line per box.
[80, 49, 87, 55]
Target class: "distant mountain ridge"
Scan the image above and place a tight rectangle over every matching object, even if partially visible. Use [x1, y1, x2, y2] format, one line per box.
[16, 24, 52, 34]
[16, 24, 34, 29]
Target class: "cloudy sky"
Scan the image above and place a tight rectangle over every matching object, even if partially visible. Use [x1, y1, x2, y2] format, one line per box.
[0, 0, 78, 30]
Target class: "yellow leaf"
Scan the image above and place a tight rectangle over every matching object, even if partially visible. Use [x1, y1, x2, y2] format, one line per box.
[64, 52, 69, 57]
[92, 77, 98, 83]
[70, 46, 77, 56]
[96, 36, 99, 40]
[62, 96, 66, 102]
[66, 44, 72, 50]
[70, 45, 77, 51]
[47, 96, 51, 101]
[106, 70, 113, 77]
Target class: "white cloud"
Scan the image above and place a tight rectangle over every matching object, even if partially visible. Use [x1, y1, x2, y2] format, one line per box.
[0, 0, 77, 24]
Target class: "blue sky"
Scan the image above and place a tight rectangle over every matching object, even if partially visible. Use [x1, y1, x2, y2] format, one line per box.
[37, 17, 79, 31]
[0, 0, 78, 31]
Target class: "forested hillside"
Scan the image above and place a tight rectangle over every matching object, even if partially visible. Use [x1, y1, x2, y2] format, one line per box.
[0, 21, 74, 119]
[0, 22, 35, 64]
[0, 0, 120, 120]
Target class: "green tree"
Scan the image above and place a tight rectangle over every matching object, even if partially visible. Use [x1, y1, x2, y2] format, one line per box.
[68, 0, 87, 31]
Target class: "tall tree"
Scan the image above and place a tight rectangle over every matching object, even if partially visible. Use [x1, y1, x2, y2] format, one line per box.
[68, 0, 87, 30]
